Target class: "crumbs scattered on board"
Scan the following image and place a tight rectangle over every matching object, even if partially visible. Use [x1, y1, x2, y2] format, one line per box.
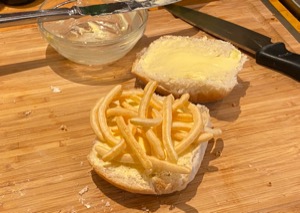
[79, 186, 91, 209]
[77, 186, 116, 211]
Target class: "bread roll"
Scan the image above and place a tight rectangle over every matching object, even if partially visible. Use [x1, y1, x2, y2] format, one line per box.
[88, 81, 218, 194]
[87, 82, 220, 194]
[88, 137, 208, 194]
[131, 35, 247, 103]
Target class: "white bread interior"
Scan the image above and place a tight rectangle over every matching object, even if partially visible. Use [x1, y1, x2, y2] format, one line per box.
[88, 139, 207, 194]
[131, 35, 247, 103]
[87, 105, 211, 195]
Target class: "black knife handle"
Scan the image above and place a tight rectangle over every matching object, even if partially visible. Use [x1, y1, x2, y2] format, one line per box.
[256, 42, 300, 81]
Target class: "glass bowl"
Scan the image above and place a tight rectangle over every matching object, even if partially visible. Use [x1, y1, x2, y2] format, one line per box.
[37, 0, 148, 66]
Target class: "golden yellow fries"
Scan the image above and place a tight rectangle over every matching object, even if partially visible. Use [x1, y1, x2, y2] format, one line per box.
[91, 81, 221, 174]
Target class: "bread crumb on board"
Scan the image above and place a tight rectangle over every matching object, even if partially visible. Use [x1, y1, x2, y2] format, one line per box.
[79, 196, 92, 209]
[24, 110, 32, 117]
[78, 186, 92, 209]
[79, 186, 89, 195]
[50, 86, 62, 93]
[141, 206, 150, 212]
[60, 125, 68, 131]
[84, 203, 91, 209]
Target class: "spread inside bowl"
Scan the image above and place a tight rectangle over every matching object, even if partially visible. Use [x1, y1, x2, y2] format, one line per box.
[38, 0, 148, 65]
[43, 14, 132, 43]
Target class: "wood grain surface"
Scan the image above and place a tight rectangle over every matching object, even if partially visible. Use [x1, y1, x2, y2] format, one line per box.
[0, 0, 300, 212]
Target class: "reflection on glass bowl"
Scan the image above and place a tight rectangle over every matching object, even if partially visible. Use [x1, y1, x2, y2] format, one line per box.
[38, 0, 148, 66]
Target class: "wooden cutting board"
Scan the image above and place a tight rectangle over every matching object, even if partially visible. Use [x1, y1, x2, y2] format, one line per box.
[0, 0, 299, 212]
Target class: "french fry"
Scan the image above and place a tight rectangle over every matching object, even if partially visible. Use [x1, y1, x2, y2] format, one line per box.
[90, 97, 105, 142]
[98, 85, 123, 146]
[145, 129, 165, 159]
[95, 144, 138, 164]
[162, 95, 178, 163]
[128, 121, 137, 136]
[109, 125, 120, 134]
[172, 121, 193, 131]
[107, 107, 138, 118]
[149, 156, 191, 174]
[151, 108, 162, 119]
[102, 139, 126, 162]
[130, 94, 142, 105]
[175, 103, 204, 154]
[121, 89, 144, 98]
[130, 117, 162, 128]
[137, 133, 152, 155]
[116, 116, 153, 171]
[172, 131, 188, 141]
[121, 93, 141, 110]
[172, 93, 190, 111]
[173, 112, 193, 122]
[151, 94, 163, 110]
[121, 101, 138, 111]
[138, 81, 157, 118]
[195, 132, 214, 145]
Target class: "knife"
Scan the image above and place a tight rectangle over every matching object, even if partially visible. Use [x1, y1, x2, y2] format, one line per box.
[165, 4, 300, 81]
[0, 0, 180, 28]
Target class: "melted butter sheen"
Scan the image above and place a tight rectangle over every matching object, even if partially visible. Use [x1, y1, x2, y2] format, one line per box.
[142, 46, 241, 81]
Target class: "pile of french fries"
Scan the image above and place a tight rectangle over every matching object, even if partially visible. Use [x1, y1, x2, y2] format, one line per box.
[90, 81, 220, 174]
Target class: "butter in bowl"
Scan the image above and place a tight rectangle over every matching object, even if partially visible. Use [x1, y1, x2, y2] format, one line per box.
[37, 0, 148, 66]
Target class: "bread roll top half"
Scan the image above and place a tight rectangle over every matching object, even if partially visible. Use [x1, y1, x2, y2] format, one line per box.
[132, 36, 247, 103]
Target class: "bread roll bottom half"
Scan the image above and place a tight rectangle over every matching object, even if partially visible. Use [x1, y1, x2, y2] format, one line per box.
[88, 139, 208, 194]
[87, 82, 221, 194]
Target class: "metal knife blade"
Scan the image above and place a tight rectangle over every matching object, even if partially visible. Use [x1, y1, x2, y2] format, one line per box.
[77, 0, 180, 16]
[165, 4, 300, 81]
[0, 0, 180, 28]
